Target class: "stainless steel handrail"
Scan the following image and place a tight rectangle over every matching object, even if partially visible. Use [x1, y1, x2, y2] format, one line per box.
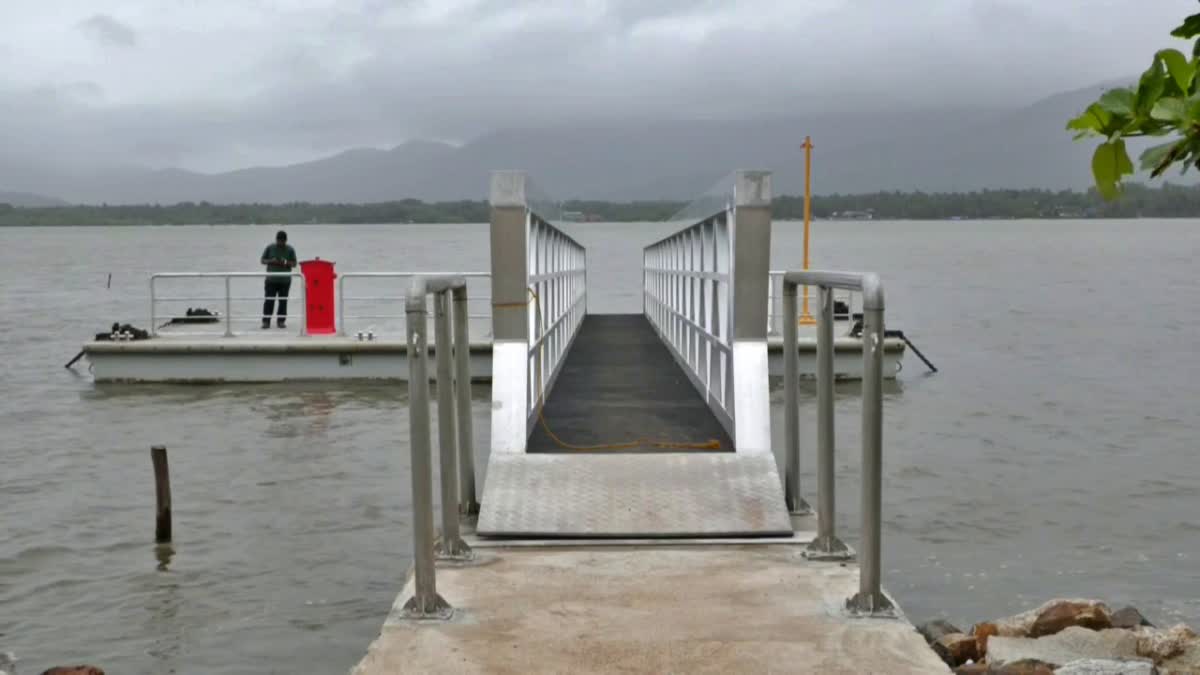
[768, 270, 856, 336]
[643, 207, 735, 430]
[781, 269, 892, 616]
[149, 272, 305, 338]
[337, 272, 492, 337]
[401, 275, 477, 621]
[524, 213, 587, 426]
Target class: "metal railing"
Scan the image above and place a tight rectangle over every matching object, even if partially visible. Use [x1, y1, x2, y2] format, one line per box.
[401, 275, 478, 621]
[767, 271, 856, 336]
[488, 170, 588, 452]
[781, 270, 892, 616]
[642, 170, 774, 451]
[527, 214, 588, 419]
[149, 272, 306, 337]
[643, 211, 734, 432]
[336, 272, 492, 337]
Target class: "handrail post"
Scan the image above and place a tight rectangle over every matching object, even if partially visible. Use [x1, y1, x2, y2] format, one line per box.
[769, 273, 781, 336]
[452, 285, 480, 516]
[805, 285, 851, 560]
[149, 276, 158, 337]
[847, 276, 893, 615]
[337, 275, 346, 336]
[224, 276, 233, 337]
[297, 272, 307, 337]
[782, 281, 809, 515]
[400, 283, 452, 620]
[434, 291, 472, 560]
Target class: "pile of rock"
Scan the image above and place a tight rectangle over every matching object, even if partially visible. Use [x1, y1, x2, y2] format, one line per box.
[0, 655, 105, 675]
[918, 599, 1200, 674]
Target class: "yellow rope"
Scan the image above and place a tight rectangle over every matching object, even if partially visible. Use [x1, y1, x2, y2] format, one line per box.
[493, 288, 723, 452]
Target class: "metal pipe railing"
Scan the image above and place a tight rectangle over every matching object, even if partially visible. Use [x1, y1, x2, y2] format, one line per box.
[400, 275, 475, 621]
[336, 272, 491, 337]
[781, 284, 810, 516]
[149, 272, 305, 337]
[781, 270, 892, 616]
[433, 291, 472, 560]
[768, 270, 855, 336]
[452, 286, 480, 516]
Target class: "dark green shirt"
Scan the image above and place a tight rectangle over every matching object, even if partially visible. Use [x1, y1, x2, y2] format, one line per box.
[261, 243, 297, 276]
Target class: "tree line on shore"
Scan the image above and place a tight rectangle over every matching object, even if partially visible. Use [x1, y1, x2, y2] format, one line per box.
[3, 182, 1200, 226]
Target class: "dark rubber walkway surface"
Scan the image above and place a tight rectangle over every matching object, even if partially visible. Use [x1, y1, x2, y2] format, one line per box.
[527, 314, 734, 453]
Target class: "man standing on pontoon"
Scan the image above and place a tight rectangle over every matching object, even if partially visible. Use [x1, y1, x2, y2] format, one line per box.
[261, 230, 297, 329]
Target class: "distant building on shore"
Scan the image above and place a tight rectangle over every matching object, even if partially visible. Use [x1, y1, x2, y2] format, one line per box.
[561, 210, 604, 222]
[830, 209, 875, 220]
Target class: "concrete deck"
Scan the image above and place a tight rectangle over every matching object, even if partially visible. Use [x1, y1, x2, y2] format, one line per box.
[351, 545, 948, 675]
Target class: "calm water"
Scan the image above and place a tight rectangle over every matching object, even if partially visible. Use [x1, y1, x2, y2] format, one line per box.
[2, 221, 1199, 673]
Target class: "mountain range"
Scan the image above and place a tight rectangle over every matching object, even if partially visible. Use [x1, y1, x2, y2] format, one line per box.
[0, 190, 69, 207]
[0, 79, 1161, 206]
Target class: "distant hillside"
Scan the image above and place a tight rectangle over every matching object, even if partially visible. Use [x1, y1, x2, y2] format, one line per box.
[0, 78, 1176, 204]
[0, 190, 68, 207]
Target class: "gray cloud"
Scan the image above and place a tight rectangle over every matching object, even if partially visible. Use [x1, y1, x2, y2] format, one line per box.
[78, 13, 137, 48]
[0, 0, 1194, 174]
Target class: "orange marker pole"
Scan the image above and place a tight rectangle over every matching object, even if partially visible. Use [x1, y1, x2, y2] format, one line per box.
[800, 136, 816, 325]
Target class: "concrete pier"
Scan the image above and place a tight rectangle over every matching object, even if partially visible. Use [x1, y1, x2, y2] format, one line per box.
[351, 542, 947, 674]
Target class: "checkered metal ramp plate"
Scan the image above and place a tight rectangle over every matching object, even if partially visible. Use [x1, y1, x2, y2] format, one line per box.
[476, 452, 793, 538]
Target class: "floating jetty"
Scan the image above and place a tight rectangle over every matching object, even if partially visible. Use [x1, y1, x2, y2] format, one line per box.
[80, 197, 907, 383]
[83, 329, 903, 383]
[346, 171, 940, 674]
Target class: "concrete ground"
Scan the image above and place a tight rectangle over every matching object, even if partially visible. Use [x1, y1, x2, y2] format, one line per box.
[351, 545, 948, 674]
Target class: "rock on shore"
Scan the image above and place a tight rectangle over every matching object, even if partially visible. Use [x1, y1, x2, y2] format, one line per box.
[917, 599, 1200, 674]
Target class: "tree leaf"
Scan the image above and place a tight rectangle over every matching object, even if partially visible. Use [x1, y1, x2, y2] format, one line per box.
[1140, 140, 1180, 175]
[1098, 88, 1136, 117]
[1172, 13, 1200, 39]
[1115, 139, 1135, 176]
[1137, 60, 1168, 116]
[1157, 49, 1195, 94]
[1066, 103, 1112, 135]
[1171, 13, 1200, 38]
[1151, 97, 1188, 122]
[1092, 140, 1133, 201]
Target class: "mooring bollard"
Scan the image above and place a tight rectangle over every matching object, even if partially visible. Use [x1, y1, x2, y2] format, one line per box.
[150, 445, 172, 543]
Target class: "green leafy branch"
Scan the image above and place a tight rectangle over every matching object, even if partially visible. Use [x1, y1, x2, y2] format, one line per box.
[1067, 7, 1200, 199]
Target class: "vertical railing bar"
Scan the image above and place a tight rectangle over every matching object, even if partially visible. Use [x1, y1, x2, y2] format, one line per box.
[434, 291, 471, 561]
[452, 285, 479, 516]
[149, 276, 158, 337]
[297, 272, 307, 337]
[783, 282, 807, 515]
[848, 283, 891, 614]
[806, 285, 850, 560]
[337, 276, 346, 336]
[224, 276, 233, 337]
[400, 283, 451, 621]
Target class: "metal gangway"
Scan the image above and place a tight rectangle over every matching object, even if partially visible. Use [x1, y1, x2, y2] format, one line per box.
[400, 170, 894, 620]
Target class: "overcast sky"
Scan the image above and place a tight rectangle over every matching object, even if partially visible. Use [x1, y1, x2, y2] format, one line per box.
[0, 0, 1193, 172]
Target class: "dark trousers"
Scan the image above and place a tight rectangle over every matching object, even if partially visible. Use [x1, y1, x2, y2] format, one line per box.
[263, 279, 291, 322]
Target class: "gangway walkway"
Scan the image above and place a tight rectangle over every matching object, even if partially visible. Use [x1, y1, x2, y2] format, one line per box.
[526, 314, 732, 453]
[475, 171, 795, 539]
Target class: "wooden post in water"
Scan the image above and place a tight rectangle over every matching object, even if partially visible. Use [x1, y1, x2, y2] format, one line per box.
[151, 445, 172, 543]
